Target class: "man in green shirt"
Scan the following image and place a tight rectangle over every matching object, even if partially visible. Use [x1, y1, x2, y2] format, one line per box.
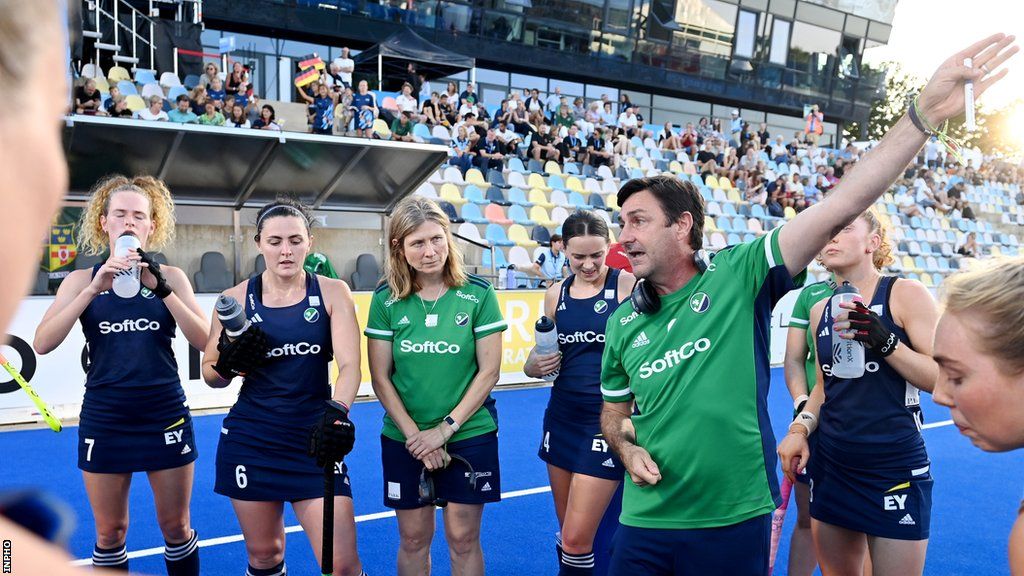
[390, 111, 415, 142]
[600, 42, 1004, 572]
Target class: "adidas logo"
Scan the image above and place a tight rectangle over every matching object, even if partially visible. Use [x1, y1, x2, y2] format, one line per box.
[180, 444, 192, 455]
[899, 514, 915, 526]
[631, 331, 650, 349]
[481, 482, 492, 492]
[602, 458, 615, 468]
[397, 316, 410, 325]
[558, 302, 567, 311]
[818, 325, 829, 338]
[250, 313, 264, 324]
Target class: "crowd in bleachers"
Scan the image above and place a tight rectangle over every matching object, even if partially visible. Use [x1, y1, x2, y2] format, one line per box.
[67, 59, 1024, 294]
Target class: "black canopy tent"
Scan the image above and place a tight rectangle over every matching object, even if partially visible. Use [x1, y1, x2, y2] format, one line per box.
[353, 28, 475, 91]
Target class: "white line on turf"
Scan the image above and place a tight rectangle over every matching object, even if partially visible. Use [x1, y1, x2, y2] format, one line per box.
[71, 486, 553, 565]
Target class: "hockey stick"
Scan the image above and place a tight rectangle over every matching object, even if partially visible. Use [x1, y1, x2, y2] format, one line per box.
[0, 351, 61, 432]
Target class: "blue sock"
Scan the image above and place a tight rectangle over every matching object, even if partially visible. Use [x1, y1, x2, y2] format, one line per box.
[164, 529, 200, 576]
[559, 549, 595, 575]
[246, 560, 286, 576]
[93, 542, 129, 571]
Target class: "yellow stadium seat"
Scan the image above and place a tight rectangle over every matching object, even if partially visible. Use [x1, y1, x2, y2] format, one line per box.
[608, 227, 617, 243]
[372, 119, 391, 139]
[921, 274, 934, 287]
[529, 206, 556, 227]
[124, 95, 146, 112]
[705, 175, 719, 189]
[508, 224, 539, 248]
[990, 245, 1002, 257]
[544, 161, 562, 175]
[529, 189, 555, 209]
[940, 219, 950, 230]
[528, 173, 552, 192]
[902, 255, 916, 272]
[92, 77, 110, 92]
[883, 193, 894, 203]
[626, 157, 640, 169]
[605, 193, 620, 210]
[107, 66, 131, 83]
[726, 189, 741, 203]
[566, 176, 585, 194]
[668, 161, 683, 173]
[440, 183, 467, 206]
[705, 216, 718, 231]
[466, 169, 491, 189]
[784, 206, 797, 219]
[719, 177, 733, 190]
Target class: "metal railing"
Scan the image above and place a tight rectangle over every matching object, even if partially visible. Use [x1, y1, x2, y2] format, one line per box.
[453, 231, 496, 281]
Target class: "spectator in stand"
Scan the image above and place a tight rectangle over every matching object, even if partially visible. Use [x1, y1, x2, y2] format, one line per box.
[721, 147, 739, 181]
[324, 59, 344, 90]
[300, 82, 338, 136]
[579, 101, 600, 135]
[227, 104, 251, 128]
[335, 48, 354, 89]
[711, 117, 724, 139]
[804, 103, 823, 145]
[188, 84, 208, 115]
[528, 109, 548, 135]
[390, 111, 415, 142]
[168, 95, 198, 124]
[659, 122, 681, 151]
[511, 100, 533, 135]
[102, 85, 120, 114]
[531, 123, 561, 162]
[405, 62, 421, 101]
[395, 82, 419, 119]
[617, 106, 639, 137]
[530, 234, 567, 287]
[962, 200, 977, 220]
[203, 62, 220, 89]
[494, 99, 513, 127]
[739, 147, 758, 171]
[745, 171, 767, 205]
[444, 81, 459, 104]
[108, 95, 133, 118]
[135, 95, 169, 122]
[438, 93, 456, 127]
[611, 126, 632, 156]
[74, 78, 104, 115]
[334, 87, 354, 135]
[457, 112, 486, 143]
[524, 88, 543, 115]
[459, 82, 478, 107]
[351, 80, 378, 138]
[766, 175, 786, 217]
[474, 128, 506, 171]
[729, 109, 743, 147]
[572, 97, 586, 121]
[251, 104, 281, 131]
[587, 127, 614, 169]
[222, 95, 237, 117]
[679, 122, 698, 156]
[600, 101, 616, 127]
[802, 176, 823, 206]
[449, 124, 474, 174]
[545, 87, 562, 119]
[455, 97, 475, 120]
[197, 100, 225, 126]
[958, 232, 980, 257]
[494, 121, 522, 151]
[757, 122, 770, 146]
[553, 105, 574, 134]
[226, 61, 249, 101]
[421, 92, 441, 126]
[559, 124, 586, 165]
[207, 76, 226, 111]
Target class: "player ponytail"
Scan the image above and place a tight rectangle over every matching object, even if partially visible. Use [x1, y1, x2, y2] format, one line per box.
[858, 208, 894, 270]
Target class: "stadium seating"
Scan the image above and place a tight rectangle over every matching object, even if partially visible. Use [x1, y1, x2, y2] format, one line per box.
[350, 254, 382, 290]
[194, 252, 233, 292]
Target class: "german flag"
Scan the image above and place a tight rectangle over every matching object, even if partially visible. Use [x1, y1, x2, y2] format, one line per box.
[298, 53, 325, 71]
[295, 68, 321, 87]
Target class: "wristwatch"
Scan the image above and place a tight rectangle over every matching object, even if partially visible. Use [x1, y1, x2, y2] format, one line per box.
[443, 415, 460, 433]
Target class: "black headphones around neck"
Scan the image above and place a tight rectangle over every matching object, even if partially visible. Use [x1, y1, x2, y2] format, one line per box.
[418, 453, 476, 508]
[630, 249, 715, 315]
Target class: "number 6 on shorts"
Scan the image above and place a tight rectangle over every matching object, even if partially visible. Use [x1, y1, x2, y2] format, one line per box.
[235, 465, 248, 489]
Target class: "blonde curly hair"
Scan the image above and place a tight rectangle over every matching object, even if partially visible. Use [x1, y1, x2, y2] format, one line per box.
[78, 174, 177, 255]
[860, 208, 894, 270]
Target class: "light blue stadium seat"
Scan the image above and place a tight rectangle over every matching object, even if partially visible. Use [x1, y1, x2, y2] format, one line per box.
[413, 123, 432, 141]
[117, 80, 139, 95]
[548, 175, 567, 191]
[508, 188, 532, 207]
[460, 203, 488, 224]
[481, 247, 508, 269]
[464, 185, 487, 205]
[722, 203, 737, 216]
[508, 157, 528, 174]
[727, 232, 742, 245]
[485, 223, 515, 246]
[134, 69, 157, 85]
[508, 204, 534, 225]
[167, 85, 189, 101]
[563, 162, 580, 175]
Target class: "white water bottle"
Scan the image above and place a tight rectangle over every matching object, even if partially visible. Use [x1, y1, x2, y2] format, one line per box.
[830, 281, 865, 379]
[111, 232, 141, 299]
[534, 316, 559, 381]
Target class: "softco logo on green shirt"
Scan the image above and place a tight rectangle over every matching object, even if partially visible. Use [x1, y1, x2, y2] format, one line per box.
[399, 339, 462, 354]
[638, 338, 713, 379]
